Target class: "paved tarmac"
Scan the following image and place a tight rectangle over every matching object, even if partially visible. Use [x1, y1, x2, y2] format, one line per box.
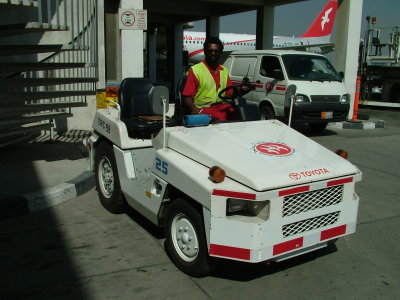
[0, 109, 385, 220]
[0, 130, 95, 219]
[0, 106, 398, 299]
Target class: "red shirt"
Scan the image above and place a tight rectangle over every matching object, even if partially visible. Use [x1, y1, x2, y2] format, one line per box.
[182, 60, 233, 99]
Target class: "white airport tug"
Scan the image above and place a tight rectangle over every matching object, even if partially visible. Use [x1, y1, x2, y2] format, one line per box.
[86, 77, 361, 277]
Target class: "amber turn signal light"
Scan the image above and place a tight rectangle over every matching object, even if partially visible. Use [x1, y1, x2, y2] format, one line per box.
[106, 86, 119, 98]
[209, 166, 226, 183]
[335, 149, 348, 159]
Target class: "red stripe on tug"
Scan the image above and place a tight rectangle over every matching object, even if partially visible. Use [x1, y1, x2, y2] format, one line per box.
[212, 189, 256, 200]
[279, 185, 310, 197]
[320, 224, 347, 241]
[273, 237, 304, 256]
[210, 244, 250, 260]
[327, 177, 353, 187]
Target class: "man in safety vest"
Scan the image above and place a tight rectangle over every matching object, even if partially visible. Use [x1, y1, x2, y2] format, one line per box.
[183, 36, 247, 121]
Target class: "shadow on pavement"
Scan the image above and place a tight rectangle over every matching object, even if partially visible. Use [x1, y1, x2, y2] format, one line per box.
[125, 205, 165, 239]
[209, 242, 338, 282]
[0, 203, 88, 299]
[0, 139, 89, 299]
[0, 140, 87, 200]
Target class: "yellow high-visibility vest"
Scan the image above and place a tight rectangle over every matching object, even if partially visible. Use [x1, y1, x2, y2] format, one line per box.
[192, 62, 229, 108]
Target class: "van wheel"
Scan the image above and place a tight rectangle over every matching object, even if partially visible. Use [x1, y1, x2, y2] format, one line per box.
[95, 142, 126, 214]
[309, 122, 328, 133]
[165, 198, 217, 277]
[260, 105, 275, 120]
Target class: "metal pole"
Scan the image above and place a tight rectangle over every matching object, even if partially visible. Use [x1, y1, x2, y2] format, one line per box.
[47, 0, 51, 24]
[38, 0, 43, 23]
[288, 95, 294, 127]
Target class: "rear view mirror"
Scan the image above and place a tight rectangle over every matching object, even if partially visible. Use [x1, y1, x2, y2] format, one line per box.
[150, 86, 169, 115]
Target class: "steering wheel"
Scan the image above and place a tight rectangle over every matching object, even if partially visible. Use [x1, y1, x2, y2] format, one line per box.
[218, 82, 253, 101]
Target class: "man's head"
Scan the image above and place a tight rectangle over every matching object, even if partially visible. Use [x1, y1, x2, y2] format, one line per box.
[203, 37, 224, 66]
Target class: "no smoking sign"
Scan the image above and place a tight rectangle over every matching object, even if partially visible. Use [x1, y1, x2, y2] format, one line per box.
[119, 9, 147, 30]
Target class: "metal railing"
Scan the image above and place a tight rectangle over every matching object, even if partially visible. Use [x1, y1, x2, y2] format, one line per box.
[26, 0, 98, 105]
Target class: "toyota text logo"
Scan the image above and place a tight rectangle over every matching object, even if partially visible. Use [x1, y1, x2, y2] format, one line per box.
[289, 168, 330, 180]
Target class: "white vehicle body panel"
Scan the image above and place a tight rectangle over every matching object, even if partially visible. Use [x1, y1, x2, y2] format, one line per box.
[156, 120, 358, 191]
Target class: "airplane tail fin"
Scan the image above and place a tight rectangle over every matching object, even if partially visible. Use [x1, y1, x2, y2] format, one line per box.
[300, 0, 338, 38]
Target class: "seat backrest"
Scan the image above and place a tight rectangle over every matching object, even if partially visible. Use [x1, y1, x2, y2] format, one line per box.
[173, 76, 188, 125]
[118, 77, 154, 119]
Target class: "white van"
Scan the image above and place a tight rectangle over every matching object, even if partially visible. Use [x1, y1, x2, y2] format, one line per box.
[224, 50, 350, 131]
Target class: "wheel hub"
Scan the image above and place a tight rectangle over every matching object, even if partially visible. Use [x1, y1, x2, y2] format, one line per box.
[99, 157, 114, 197]
[172, 214, 199, 261]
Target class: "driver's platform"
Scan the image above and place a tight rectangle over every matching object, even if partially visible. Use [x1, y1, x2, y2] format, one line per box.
[118, 77, 260, 139]
[119, 78, 176, 139]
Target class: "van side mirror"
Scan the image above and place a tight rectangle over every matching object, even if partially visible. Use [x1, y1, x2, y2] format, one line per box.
[150, 86, 169, 115]
[272, 69, 284, 80]
[339, 71, 344, 79]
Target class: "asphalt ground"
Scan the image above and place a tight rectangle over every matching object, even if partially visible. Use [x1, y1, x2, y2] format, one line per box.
[0, 107, 399, 299]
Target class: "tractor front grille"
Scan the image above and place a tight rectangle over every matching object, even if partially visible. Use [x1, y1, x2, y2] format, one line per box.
[283, 185, 343, 217]
[282, 211, 340, 238]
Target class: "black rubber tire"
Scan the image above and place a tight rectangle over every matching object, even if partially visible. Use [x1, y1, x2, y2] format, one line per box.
[95, 142, 126, 214]
[260, 105, 275, 120]
[165, 198, 217, 277]
[309, 122, 328, 133]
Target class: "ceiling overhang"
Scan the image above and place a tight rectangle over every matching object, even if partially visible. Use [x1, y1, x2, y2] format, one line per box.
[144, 0, 305, 29]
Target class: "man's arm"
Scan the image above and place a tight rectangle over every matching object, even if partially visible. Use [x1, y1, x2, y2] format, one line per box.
[183, 96, 201, 114]
[182, 68, 201, 114]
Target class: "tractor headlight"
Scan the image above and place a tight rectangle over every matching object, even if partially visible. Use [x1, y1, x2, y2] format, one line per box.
[294, 94, 310, 103]
[340, 94, 350, 104]
[227, 199, 270, 221]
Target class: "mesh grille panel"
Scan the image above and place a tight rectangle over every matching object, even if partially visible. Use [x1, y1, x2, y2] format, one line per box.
[311, 95, 340, 103]
[283, 185, 343, 217]
[282, 211, 340, 238]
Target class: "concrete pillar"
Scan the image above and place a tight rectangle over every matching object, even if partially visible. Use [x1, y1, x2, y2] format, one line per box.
[335, 0, 363, 119]
[148, 29, 157, 82]
[256, 5, 274, 49]
[206, 16, 220, 38]
[68, 0, 106, 131]
[120, 0, 144, 78]
[173, 24, 184, 94]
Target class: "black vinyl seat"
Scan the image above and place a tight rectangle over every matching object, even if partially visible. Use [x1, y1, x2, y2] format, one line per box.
[173, 76, 187, 125]
[118, 78, 174, 139]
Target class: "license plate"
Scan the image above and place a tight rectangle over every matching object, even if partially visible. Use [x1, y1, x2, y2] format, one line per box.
[321, 111, 333, 119]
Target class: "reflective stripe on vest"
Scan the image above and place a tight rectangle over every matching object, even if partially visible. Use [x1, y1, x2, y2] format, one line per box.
[192, 62, 229, 108]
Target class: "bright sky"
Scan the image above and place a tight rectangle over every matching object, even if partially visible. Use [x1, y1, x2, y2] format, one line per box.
[190, 0, 399, 40]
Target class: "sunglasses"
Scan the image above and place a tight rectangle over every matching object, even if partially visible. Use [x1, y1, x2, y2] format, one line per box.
[205, 49, 221, 54]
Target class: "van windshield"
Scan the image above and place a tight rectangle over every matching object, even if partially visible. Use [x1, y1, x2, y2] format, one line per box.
[282, 54, 342, 82]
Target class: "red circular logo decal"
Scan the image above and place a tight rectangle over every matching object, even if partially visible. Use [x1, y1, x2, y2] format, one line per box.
[255, 143, 293, 156]
[265, 82, 274, 92]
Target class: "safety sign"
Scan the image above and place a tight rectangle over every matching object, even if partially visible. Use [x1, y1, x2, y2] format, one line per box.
[119, 8, 147, 30]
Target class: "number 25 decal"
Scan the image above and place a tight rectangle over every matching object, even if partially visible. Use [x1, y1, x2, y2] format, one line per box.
[155, 157, 168, 175]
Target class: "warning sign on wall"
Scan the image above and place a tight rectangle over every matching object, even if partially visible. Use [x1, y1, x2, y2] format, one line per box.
[118, 9, 147, 30]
